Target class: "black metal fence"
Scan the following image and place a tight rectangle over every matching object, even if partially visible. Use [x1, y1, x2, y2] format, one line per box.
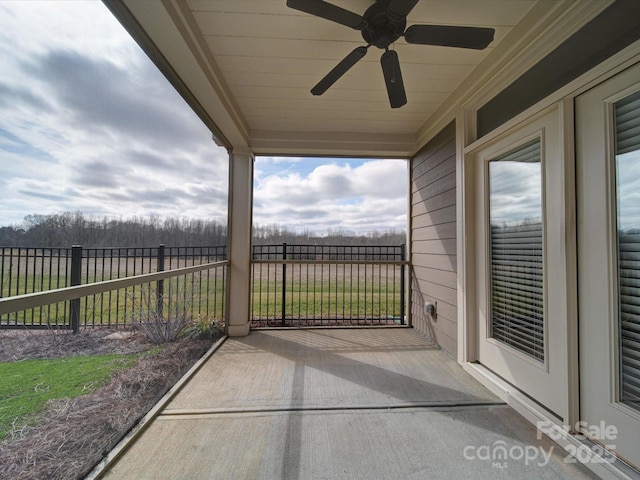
[0, 245, 227, 330]
[2, 243, 407, 330]
[251, 244, 407, 327]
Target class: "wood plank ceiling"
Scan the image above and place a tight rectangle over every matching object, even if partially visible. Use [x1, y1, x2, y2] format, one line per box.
[118, 1, 541, 156]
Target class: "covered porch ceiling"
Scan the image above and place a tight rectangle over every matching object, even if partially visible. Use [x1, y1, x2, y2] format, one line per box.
[105, 0, 610, 157]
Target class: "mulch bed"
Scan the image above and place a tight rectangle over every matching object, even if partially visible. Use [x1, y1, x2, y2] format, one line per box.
[0, 328, 221, 480]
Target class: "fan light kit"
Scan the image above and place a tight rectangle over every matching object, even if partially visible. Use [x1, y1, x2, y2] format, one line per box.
[286, 0, 495, 108]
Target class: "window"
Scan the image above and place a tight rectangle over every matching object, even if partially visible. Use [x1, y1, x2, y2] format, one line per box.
[488, 139, 544, 362]
[615, 90, 640, 409]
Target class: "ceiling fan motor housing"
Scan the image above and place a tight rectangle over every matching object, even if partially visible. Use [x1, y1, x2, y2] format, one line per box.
[361, 0, 406, 49]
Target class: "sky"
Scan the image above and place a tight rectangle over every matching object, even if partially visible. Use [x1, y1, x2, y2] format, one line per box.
[617, 151, 640, 232]
[0, 1, 408, 236]
[489, 150, 640, 230]
[490, 160, 541, 225]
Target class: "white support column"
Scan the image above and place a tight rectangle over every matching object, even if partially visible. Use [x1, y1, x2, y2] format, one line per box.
[457, 108, 477, 364]
[226, 148, 253, 336]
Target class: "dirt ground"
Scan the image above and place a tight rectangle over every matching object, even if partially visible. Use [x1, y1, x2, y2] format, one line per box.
[0, 328, 221, 480]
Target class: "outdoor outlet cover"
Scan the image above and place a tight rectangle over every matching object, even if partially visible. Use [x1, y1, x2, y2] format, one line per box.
[424, 301, 437, 317]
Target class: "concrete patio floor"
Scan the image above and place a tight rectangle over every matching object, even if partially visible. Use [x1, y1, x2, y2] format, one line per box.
[96, 328, 599, 479]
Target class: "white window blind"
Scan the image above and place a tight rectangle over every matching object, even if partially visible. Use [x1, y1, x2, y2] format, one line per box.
[615, 90, 640, 408]
[489, 139, 544, 362]
[616, 90, 640, 154]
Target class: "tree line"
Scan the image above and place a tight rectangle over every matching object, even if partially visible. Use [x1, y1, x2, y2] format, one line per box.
[0, 212, 406, 247]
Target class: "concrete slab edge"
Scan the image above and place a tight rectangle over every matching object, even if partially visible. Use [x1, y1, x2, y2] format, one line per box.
[250, 325, 412, 330]
[461, 362, 639, 480]
[84, 335, 228, 480]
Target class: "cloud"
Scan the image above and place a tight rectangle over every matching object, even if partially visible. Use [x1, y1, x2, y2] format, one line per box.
[72, 161, 123, 189]
[352, 160, 407, 199]
[0, 2, 407, 235]
[489, 160, 542, 224]
[24, 49, 206, 149]
[18, 190, 69, 202]
[617, 151, 640, 231]
[0, 82, 53, 112]
[0, 1, 229, 227]
[254, 158, 407, 234]
[263, 156, 303, 164]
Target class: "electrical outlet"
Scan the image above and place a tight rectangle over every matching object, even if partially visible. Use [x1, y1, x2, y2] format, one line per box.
[424, 301, 437, 317]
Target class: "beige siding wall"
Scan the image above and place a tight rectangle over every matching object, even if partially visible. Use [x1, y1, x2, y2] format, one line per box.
[410, 121, 457, 355]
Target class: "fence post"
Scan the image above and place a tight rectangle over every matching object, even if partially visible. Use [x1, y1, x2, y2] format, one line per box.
[157, 244, 165, 319]
[281, 242, 287, 326]
[69, 245, 82, 333]
[400, 244, 405, 325]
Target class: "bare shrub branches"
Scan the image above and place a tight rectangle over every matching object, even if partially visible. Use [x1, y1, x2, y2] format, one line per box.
[0, 340, 211, 480]
[129, 279, 223, 344]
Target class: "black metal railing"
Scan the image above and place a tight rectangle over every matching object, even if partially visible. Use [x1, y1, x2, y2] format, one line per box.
[251, 244, 407, 327]
[0, 245, 227, 329]
[0, 247, 72, 327]
[2, 243, 407, 330]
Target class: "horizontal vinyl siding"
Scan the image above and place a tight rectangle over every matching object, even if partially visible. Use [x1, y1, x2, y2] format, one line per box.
[411, 172, 456, 205]
[412, 205, 456, 229]
[412, 239, 456, 256]
[412, 189, 456, 217]
[412, 222, 456, 242]
[411, 121, 457, 355]
[412, 266, 457, 289]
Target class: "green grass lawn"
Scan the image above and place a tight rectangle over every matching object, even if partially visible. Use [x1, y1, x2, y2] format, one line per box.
[0, 353, 142, 440]
[3, 259, 402, 326]
[1, 275, 226, 328]
[250, 277, 403, 319]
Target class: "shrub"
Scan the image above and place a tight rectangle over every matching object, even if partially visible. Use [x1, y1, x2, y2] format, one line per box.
[182, 316, 224, 341]
[130, 282, 193, 344]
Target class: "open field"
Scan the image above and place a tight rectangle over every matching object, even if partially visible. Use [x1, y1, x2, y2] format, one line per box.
[1, 279, 227, 329]
[2, 247, 406, 328]
[250, 262, 405, 324]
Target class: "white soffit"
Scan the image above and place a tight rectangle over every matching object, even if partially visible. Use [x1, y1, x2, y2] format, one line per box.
[118, 0, 554, 157]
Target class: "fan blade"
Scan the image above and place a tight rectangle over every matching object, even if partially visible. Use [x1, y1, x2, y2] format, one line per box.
[380, 50, 407, 109]
[286, 0, 367, 30]
[388, 0, 420, 18]
[311, 46, 368, 96]
[405, 25, 495, 49]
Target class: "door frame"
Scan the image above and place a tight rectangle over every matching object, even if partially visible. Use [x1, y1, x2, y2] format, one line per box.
[461, 103, 576, 423]
[457, 46, 640, 478]
[575, 63, 640, 470]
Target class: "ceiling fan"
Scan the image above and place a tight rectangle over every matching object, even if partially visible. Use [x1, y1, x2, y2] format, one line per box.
[286, 0, 495, 108]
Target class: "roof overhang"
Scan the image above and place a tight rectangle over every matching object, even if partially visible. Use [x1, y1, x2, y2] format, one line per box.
[104, 0, 614, 158]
